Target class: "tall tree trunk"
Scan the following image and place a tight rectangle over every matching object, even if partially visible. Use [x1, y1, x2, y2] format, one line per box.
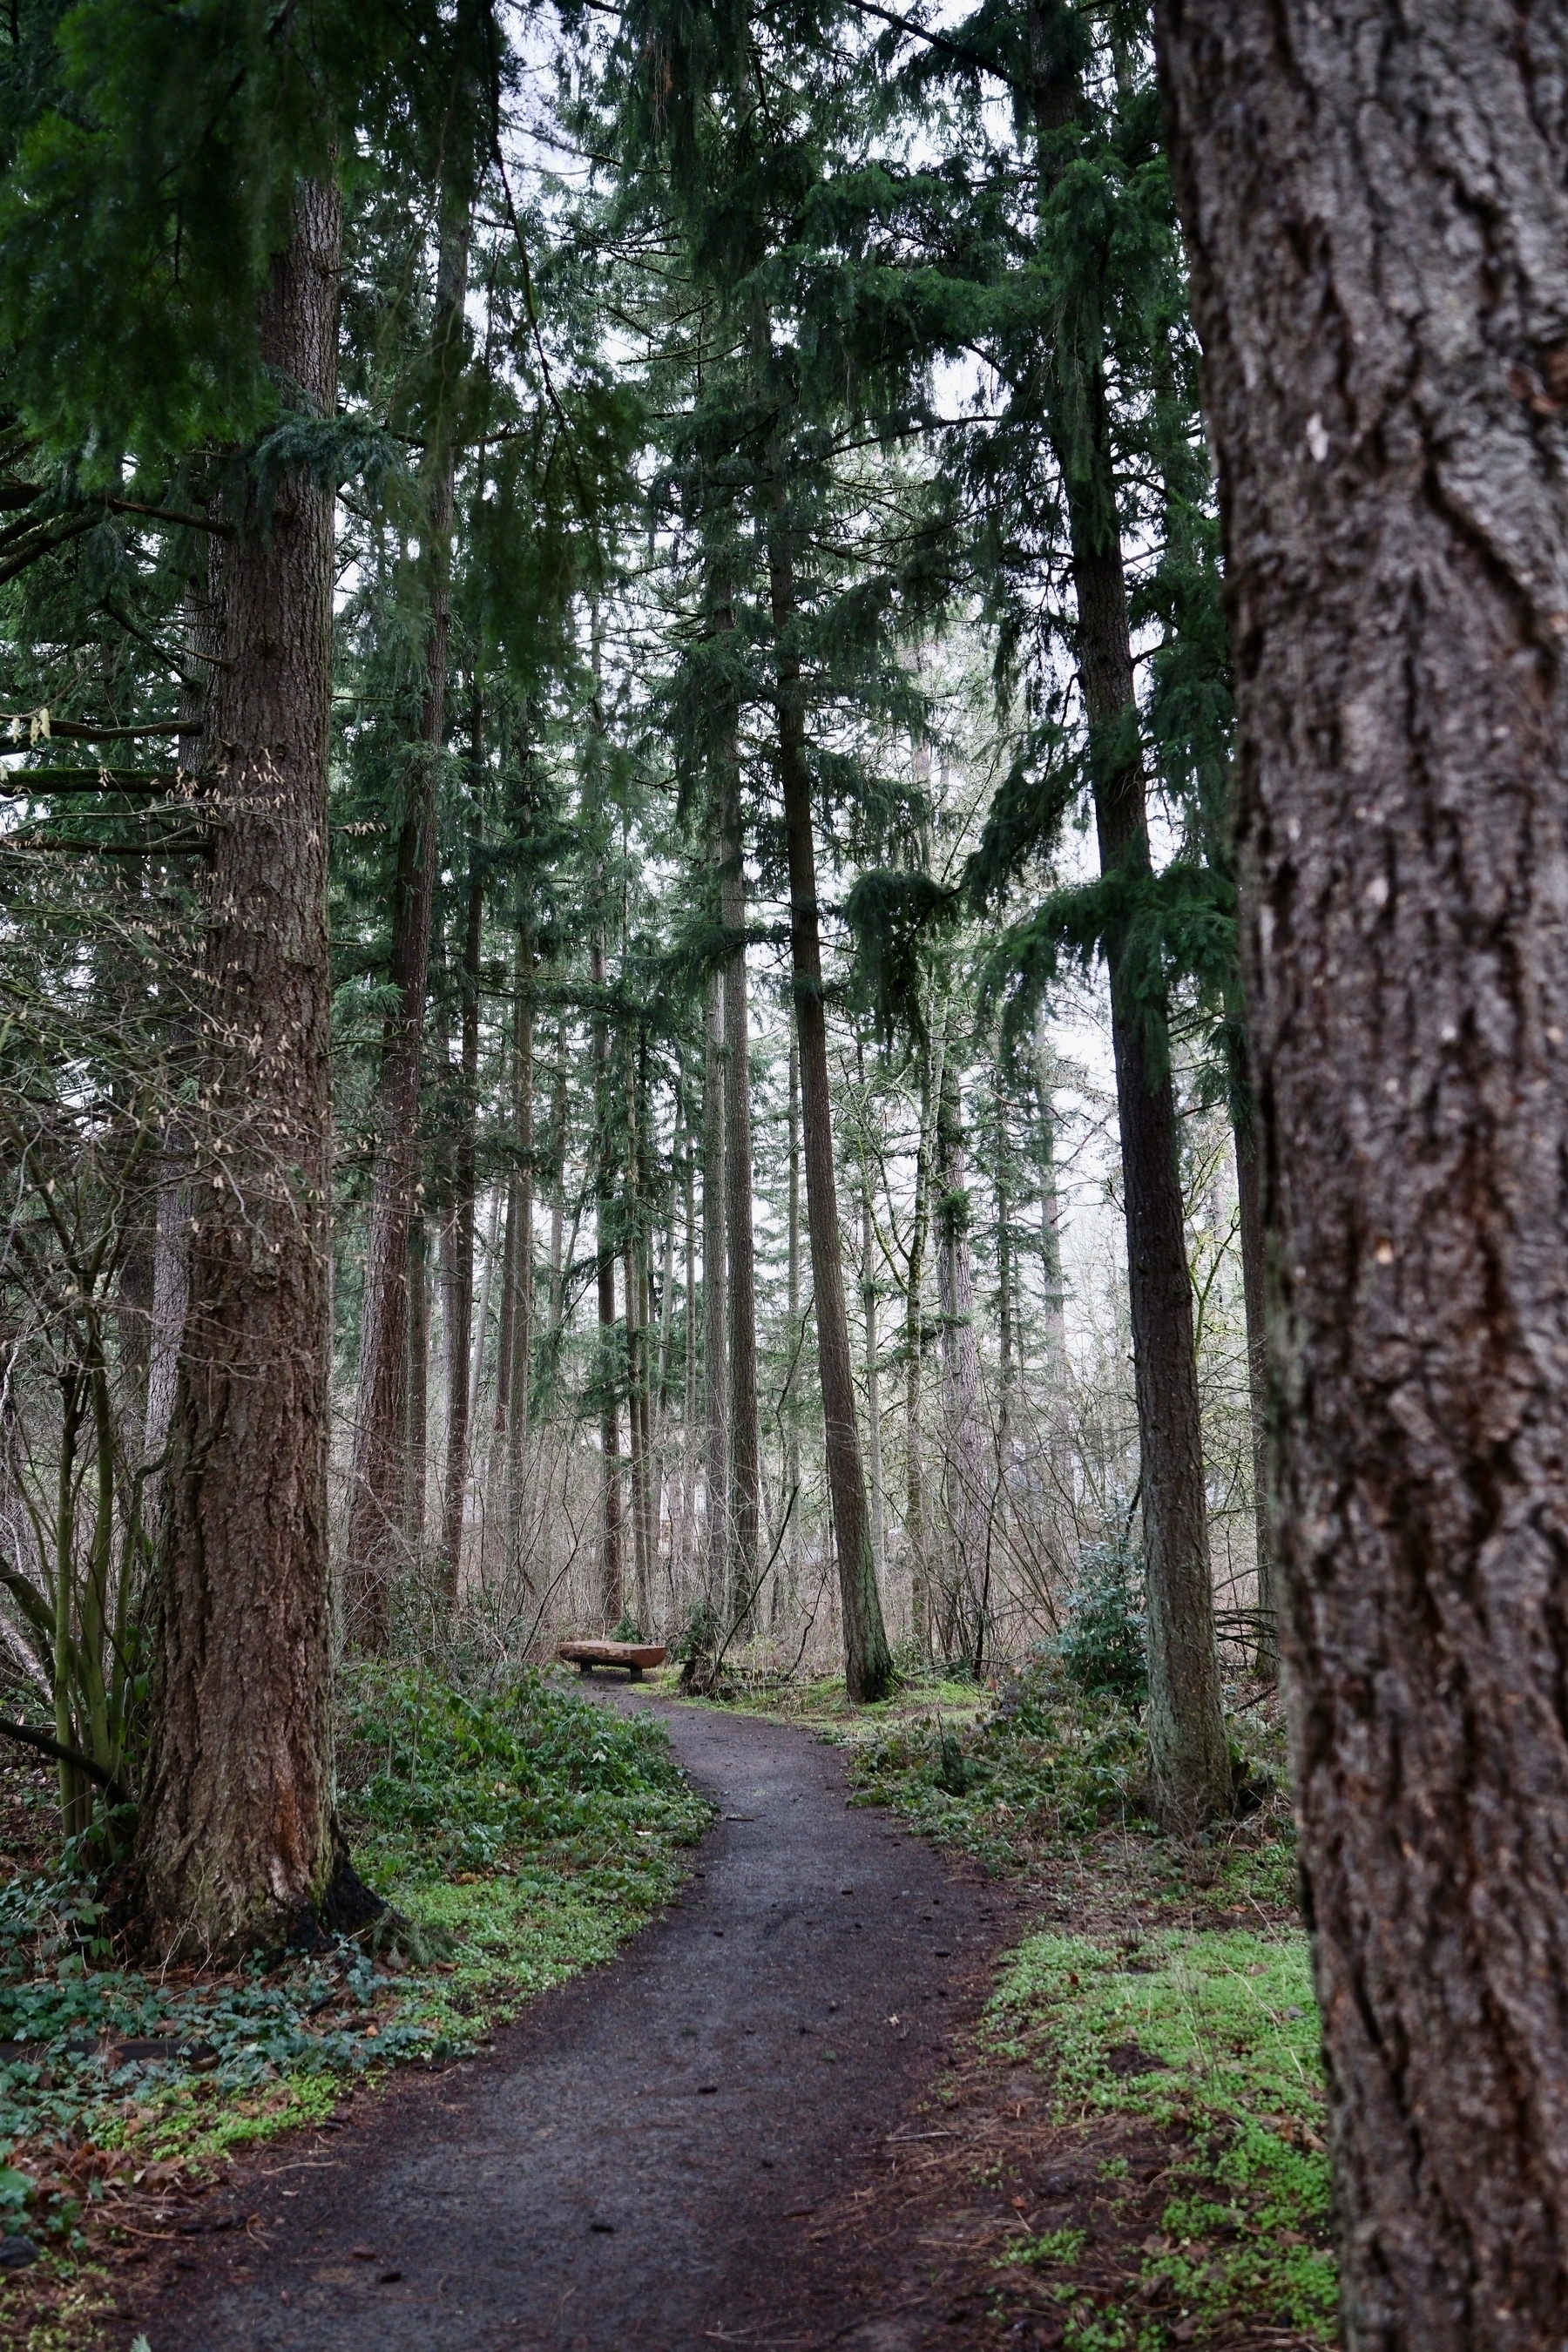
[504, 925, 535, 1587]
[625, 1039, 652, 1631]
[468, 1186, 501, 1437]
[441, 814, 484, 1590]
[144, 595, 220, 1533]
[719, 733, 761, 1636]
[766, 486, 893, 1703]
[591, 931, 622, 1625]
[700, 968, 728, 1625]
[936, 1060, 989, 1667]
[1031, 1010, 1069, 1377]
[904, 1037, 932, 1659]
[1158, 10, 1568, 2339]
[139, 183, 350, 1953]
[995, 1085, 1015, 1554]
[547, 1018, 569, 1340]
[1233, 1115, 1275, 1678]
[405, 1202, 429, 1550]
[653, 1129, 679, 1601]
[625, 1235, 652, 1633]
[1028, 2, 1227, 1827]
[681, 1139, 699, 1598]
[777, 1034, 802, 1629]
[860, 1152, 886, 1593]
[1090, 624, 1228, 1828]
[344, 198, 471, 1646]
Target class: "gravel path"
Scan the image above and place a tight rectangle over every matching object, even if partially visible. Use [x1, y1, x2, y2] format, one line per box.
[143, 1692, 1009, 2352]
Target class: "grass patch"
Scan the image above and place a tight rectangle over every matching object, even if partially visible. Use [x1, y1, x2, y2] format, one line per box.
[990, 1926, 1334, 2341]
[721, 1654, 1332, 2346]
[664, 1660, 991, 1738]
[0, 1666, 709, 2346]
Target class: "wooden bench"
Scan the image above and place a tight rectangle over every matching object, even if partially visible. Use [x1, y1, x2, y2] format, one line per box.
[557, 1640, 667, 1683]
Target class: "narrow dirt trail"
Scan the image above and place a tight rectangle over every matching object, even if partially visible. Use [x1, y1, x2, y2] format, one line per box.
[145, 1693, 1012, 2352]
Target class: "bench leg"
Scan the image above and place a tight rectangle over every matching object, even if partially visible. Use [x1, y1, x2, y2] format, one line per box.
[628, 1664, 644, 1682]
[577, 1661, 593, 1676]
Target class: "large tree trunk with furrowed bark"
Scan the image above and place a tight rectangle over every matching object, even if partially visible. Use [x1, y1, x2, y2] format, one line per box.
[1157, 7, 1568, 2344]
[137, 184, 362, 1957]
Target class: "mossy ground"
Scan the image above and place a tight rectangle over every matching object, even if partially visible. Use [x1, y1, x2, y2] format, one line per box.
[693, 1656, 1334, 2348]
[0, 1666, 709, 2352]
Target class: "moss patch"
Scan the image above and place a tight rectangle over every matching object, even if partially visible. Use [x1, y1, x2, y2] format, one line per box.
[990, 1927, 1334, 2341]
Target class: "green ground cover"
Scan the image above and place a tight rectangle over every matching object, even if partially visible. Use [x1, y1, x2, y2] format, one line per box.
[0, 1667, 709, 2346]
[698, 1655, 1334, 2348]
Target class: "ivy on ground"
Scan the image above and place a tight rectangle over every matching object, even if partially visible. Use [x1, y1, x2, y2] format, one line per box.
[0, 1667, 708, 2342]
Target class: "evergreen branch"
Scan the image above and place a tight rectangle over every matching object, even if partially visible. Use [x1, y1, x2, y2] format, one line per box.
[0, 770, 180, 794]
[27, 720, 193, 742]
[105, 497, 233, 537]
[0, 511, 102, 588]
[0, 834, 207, 856]
[838, 0, 1026, 96]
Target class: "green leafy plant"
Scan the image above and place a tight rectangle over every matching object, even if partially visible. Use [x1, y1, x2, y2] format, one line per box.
[0, 1669, 709, 2252]
[1057, 1531, 1148, 1710]
[990, 1929, 1335, 2341]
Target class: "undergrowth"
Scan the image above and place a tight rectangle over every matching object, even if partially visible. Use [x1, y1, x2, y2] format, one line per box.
[712, 1651, 1331, 2347]
[0, 1667, 707, 2343]
[991, 1929, 1335, 2342]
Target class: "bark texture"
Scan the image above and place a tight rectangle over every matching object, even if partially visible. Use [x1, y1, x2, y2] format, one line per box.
[138, 184, 346, 1955]
[1156, 6, 1568, 2343]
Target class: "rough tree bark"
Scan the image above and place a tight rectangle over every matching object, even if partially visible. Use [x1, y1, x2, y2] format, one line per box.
[767, 489, 894, 1703]
[138, 184, 357, 1955]
[1157, 6, 1568, 2342]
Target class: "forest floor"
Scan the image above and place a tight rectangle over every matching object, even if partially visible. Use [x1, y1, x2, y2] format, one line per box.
[0, 1661, 1334, 2352]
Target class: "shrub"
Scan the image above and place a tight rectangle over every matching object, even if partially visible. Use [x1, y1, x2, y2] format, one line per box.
[1058, 1531, 1148, 1709]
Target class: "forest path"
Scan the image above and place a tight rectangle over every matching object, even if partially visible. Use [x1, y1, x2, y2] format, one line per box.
[145, 1690, 1013, 2352]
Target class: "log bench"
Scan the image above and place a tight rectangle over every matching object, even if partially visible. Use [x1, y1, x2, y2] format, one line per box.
[557, 1640, 668, 1682]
